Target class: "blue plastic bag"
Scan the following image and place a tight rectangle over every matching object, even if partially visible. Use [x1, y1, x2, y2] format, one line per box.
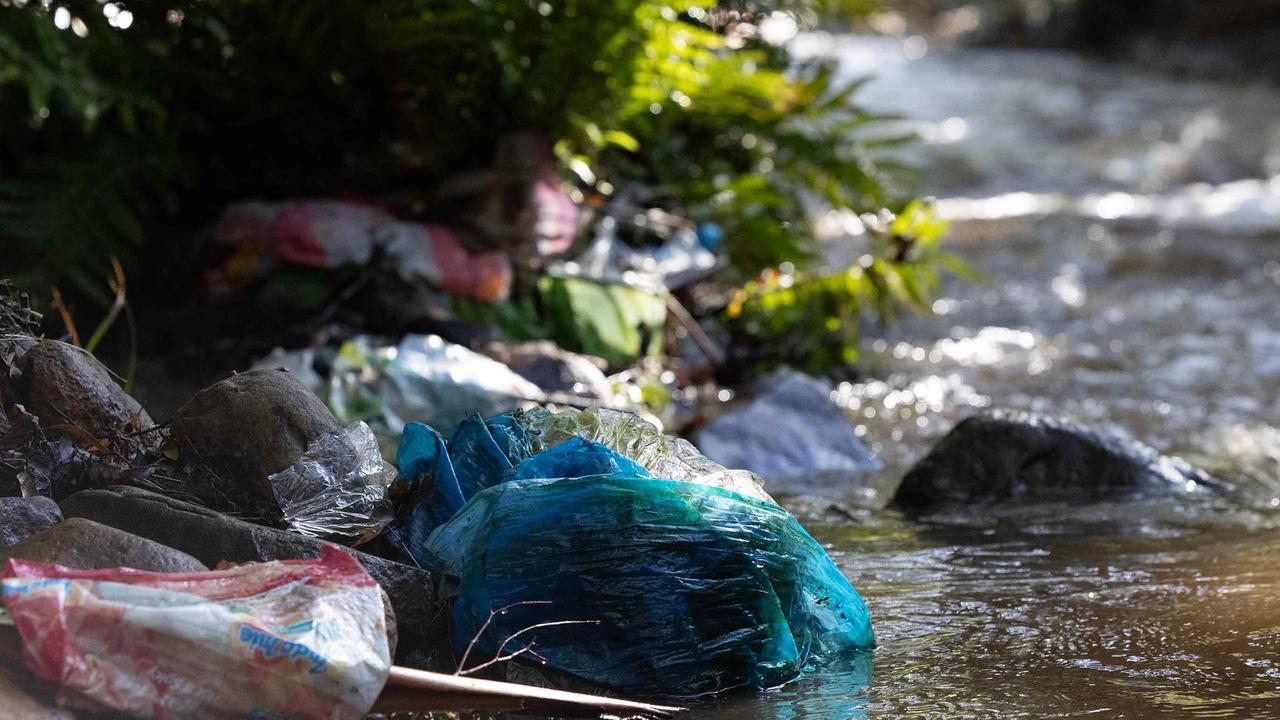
[394, 411, 874, 698]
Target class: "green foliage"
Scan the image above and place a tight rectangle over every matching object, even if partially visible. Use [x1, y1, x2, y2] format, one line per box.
[564, 3, 912, 275]
[1, 0, 906, 296]
[0, 0, 963, 378]
[724, 201, 976, 374]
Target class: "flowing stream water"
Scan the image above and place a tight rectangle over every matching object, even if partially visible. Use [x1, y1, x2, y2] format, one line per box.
[699, 34, 1280, 719]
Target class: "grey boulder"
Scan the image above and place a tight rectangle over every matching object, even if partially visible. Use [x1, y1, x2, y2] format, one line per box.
[165, 368, 345, 521]
[696, 371, 880, 494]
[1, 339, 154, 499]
[2, 338, 153, 440]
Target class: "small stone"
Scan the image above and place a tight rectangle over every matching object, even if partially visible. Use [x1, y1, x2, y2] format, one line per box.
[9, 339, 153, 439]
[166, 369, 343, 518]
[0, 496, 62, 548]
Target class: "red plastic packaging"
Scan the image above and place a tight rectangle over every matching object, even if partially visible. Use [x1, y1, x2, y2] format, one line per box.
[1, 546, 391, 720]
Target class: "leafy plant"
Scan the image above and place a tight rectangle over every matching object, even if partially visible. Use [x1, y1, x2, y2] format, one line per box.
[1, 1, 904, 293]
[724, 201, 978, 374]
[0, 0, 966, 378]
[562, 2, 914, 275]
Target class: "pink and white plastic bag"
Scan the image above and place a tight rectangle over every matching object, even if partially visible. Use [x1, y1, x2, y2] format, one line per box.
[212, 199, 512, 302]
[1, 546, 391, 720]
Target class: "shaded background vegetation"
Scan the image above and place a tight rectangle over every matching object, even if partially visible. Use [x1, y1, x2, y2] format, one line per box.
[0, 0, 904, 293]
[2, 0, 976, 385]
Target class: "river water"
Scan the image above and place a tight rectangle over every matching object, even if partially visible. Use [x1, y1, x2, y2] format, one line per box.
[700, 34, 1280, 719]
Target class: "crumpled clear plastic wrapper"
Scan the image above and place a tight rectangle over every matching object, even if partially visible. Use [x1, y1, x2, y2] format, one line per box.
[0, 546, 391, 720]
[695, 370, 882, 493]
[328, 334, 544, 445]
[521, 407, 773, 503]
[269, 421, 395, 543]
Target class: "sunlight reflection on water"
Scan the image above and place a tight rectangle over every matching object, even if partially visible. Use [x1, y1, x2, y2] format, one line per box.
[708, 33, 1280, 720]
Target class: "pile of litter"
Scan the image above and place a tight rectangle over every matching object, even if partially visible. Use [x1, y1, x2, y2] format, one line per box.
[0, 547, 680, 719]
[0, 333, 877, 718]
[393, 408, 875, 698]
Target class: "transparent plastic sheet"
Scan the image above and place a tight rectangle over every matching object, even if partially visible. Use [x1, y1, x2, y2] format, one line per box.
[520, 407, 773, 503]
[695, 371, 882, 490]
[392, 410, 873, 698]
[268, 421, 395, 543]
[393, 409, 773, 546]
[131, 420, 393, 544]
[327, 334, 544, 445]
[0, 546, 391, 720]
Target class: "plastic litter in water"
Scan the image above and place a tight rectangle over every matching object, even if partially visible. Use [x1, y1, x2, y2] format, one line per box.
[393, 408, 874, 698]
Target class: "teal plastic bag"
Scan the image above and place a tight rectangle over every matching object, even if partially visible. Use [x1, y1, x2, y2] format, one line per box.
[395, 411, 874, 698]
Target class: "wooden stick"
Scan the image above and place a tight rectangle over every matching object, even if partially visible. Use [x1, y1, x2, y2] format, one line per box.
[665, 292, 724, 368]
[374, 664, 683, 718]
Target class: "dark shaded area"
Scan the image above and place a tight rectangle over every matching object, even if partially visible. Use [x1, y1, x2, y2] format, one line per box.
[882, 0, 1280, 80]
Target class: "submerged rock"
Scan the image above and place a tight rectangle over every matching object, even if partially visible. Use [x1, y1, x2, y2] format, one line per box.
[696, 371, 880, 493]
[0, 496, 62, 548]
[891, 410, 1223, 510]
[61, 486, 438, 665]
[2, 518, 207, 573]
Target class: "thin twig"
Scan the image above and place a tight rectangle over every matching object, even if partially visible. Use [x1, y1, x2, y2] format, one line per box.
[85, 258, 127, 353]
[455, 600, 553, 675]
[50, 287, 80, 347]
[665, 291, 724, 367]
[457, 619, 601, 677]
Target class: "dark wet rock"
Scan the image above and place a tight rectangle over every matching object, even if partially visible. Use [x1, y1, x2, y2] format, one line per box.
[696, 371, 880, 493]
[484, 341, 612, 399]
[3, 339, 153, 439]
[0, 496, 62, 548]
[891, 410, 1223, 510]
[379, 586, 399, 659]
[61, 486, 441, 665]
[166, 369, 343, 519]
[2, 518, 208, 573]
[0, 339, 155, 500]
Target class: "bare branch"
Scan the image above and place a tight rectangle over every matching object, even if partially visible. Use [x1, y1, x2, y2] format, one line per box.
[457, 619, 602, 677]
[454, 600, 553, 675]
